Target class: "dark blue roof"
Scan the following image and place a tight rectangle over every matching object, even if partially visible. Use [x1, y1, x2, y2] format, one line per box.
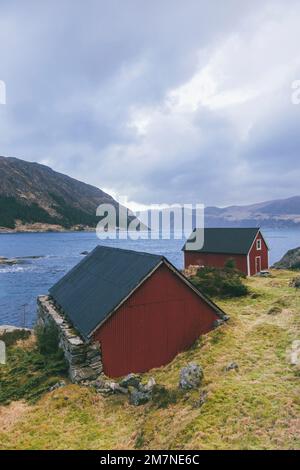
[183, 227, 262, 255]
[49, 246, 163, 339]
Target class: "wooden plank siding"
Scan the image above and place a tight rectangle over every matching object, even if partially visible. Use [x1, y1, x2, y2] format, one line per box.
[248, 231, 269, 276]
[184, 251, 248, 275]
[93, 263, 219, 377]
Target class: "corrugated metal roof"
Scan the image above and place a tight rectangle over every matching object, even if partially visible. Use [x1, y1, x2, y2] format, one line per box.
[49, 246, 163, 339]
[183, 227, 260, 254]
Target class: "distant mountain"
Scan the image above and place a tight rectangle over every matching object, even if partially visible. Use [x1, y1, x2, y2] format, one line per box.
[205, 196, 300, 228]
[0, 156, 141, 232]
[137, 196, 300, 230]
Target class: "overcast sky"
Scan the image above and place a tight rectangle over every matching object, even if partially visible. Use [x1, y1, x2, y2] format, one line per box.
[0, 0, 300, 210]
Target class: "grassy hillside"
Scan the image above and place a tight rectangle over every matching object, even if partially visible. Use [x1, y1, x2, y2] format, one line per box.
[0, 270, 299, 450]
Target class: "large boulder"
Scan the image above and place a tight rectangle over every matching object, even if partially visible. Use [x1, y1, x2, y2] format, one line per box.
[273, 247, 300, 270]
[129, 388, 151, 406]
[179, 363, 203, 390]
[143, 377, 156, 392]
[106, 382, 128, 395]
[119, 373, 141, 389]
[124, 375, 156, 406]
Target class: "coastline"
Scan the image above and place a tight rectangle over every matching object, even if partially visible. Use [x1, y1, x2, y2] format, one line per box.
[0, 223, 96, 234]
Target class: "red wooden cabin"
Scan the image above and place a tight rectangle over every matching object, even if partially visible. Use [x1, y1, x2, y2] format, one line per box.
[49, 246, 227, 377]
[183, 227, 269, 276]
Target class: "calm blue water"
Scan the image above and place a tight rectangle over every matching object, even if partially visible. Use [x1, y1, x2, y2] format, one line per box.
[0, 229, 299, 328]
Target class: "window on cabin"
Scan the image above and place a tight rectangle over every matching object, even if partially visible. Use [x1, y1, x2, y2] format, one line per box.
[256, 239, 262, 250]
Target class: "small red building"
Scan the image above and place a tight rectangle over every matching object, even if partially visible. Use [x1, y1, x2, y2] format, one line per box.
[183, 228, 269, 276]
[49, 246, 227, 377]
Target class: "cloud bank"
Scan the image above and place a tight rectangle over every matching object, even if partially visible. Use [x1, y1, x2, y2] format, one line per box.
[0, 0, 299, 209]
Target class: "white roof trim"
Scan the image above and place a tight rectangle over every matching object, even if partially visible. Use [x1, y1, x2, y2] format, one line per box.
[247, 229, 270, 255]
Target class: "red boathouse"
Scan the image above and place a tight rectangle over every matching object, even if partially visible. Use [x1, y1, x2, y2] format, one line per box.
[49, 246, 227, 377]
[183, 227, 269, 276]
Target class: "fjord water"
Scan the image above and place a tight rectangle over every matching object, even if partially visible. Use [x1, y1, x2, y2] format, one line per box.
[0, 229, 299, 328]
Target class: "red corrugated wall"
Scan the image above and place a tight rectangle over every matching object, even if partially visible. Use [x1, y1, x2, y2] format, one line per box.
[248, 232, 269, 275]
[93, 264, 219, 377]
[184, 251, 248, 275]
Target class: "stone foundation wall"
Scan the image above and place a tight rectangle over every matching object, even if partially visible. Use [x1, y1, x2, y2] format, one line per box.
[37, 295, 103, 383]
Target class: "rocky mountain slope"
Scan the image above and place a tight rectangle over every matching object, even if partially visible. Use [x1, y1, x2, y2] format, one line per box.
[273, 246, 300, 269]
[0, 156, 139, 231]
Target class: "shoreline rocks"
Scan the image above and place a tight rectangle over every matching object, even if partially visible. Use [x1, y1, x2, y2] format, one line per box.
[0, 257, 22, 266]
[0, 255, 45, 266]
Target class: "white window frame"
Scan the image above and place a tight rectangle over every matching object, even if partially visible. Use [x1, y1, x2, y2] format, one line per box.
[256, 239, 262, 251]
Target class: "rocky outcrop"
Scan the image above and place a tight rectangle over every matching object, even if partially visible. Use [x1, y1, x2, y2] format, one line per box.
[90, 373, 156, 406]
[179, 363, 203, 390]
[119, 373, 141, 389]
[37, 296, 103, 383]
[129, 389, 152, 406]
[273, 247, 300, 270]
[290, 277, 300, 288]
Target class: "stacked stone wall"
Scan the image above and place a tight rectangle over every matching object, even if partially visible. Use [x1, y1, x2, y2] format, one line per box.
[37, 295, 103, 382]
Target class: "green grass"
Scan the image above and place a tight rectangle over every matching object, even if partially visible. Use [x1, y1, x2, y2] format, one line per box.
[0, 270, 299, 450]
[0, 344, 67, 405]
[0, 329, 31, 347]
[190, 265, 248, 298]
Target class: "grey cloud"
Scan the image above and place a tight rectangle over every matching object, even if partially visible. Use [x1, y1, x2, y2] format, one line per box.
[0, 0, 299, 208]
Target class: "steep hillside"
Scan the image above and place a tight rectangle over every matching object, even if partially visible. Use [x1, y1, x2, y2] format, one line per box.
[0, 270, 299, 450]
[273, 247, 300, 270]
[0, 156, 139, 231]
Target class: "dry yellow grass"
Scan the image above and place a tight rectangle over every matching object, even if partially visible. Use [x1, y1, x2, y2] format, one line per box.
[0, 270, 299, 450]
